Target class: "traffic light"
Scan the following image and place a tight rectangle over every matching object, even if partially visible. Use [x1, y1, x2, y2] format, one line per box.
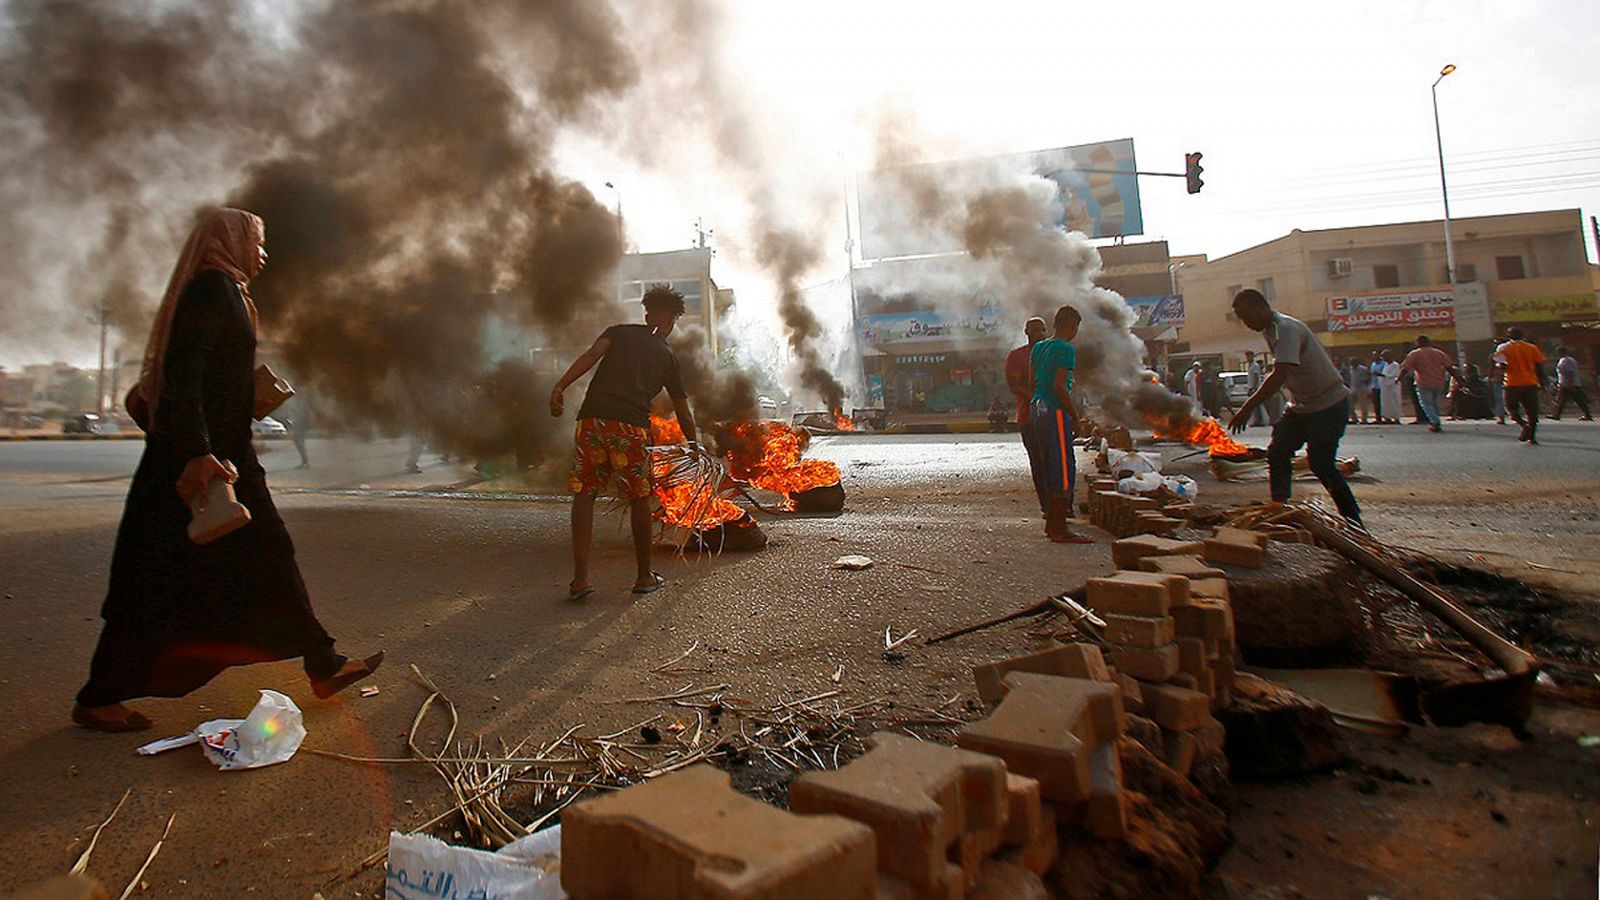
[1185, 152, 1204, 194]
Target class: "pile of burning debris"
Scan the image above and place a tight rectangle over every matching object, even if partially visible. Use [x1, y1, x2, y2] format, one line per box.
[645, 412, 850, 553]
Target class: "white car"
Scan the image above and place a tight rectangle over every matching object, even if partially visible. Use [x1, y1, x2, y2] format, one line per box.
[251, 416, 288, 436]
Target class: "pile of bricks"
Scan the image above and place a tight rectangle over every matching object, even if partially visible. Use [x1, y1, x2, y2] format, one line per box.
[555, 524, 1262, 899]
[1084, 475, 1187, 538]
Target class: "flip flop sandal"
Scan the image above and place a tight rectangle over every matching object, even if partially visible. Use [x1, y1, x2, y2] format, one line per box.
[72, 704, 154, 733]
[311, 650, 386, 699]
[632, 572, 667, 595]
[568, 583, 596, 601]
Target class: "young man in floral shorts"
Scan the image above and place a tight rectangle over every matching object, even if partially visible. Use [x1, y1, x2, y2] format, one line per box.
[550, 284, 698, 599]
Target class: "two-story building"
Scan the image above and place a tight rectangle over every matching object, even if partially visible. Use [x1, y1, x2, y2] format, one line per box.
[1171, 208, 1599, 373]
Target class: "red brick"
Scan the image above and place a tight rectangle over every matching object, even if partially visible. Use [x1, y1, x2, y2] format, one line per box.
[953, 825, 1004, 889]
[1119, 570, 1192, 606]
[1107, 643, 1180, 682]
[6, 876, 109, 900]
[1203, 532, 1266, 568]
[957, 674, 1123, 805]
[973, 642, 1109, 705]
[1110, 535, 1204, 569]
[998, 806, 1058, 876]
[1086, 572, 1172, 617]
[789, 732, 1005, 891]
[562, 764, 875, 900]
[1216, 526, 1269, 549]
[1103, 614, 1175, 648]
[1137, 555, 1226, 579]
[1173, 598, 1233, 642]
[1169, 671, 1199, 691]
[969, 860, 1050, 900]
[1192, 717, 1227, 757]
[1163, 729, 1197, 776]
[1084, 742, 1128, 840]
[1176, 637, 1208, 678]
[1188, 577, 1230, 601]
[1142, 683, 1213, 732]
[874, 867, 962, 900]
[1115, 671, 1144, 715]
[1002, 774, 1043, 848]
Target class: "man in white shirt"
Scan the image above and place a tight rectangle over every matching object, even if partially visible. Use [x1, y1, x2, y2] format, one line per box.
[1228, 289, 1362, 527]
[1551, 346, 1593, 421]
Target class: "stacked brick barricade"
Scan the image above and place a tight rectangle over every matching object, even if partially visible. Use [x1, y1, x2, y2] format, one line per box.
[557, 522, 1266, 899]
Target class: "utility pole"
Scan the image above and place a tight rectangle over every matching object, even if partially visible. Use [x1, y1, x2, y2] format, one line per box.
[88, 304, 108, 415]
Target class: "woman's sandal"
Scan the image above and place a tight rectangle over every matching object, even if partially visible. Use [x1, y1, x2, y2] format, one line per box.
[569, 582, 596, 601]
[310, 651, 386, 700]
[632, 572, 667, 595]
[72, 704, 153, 733]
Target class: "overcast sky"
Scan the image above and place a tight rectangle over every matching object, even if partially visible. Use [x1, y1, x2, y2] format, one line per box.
[563, 0, 1600, 295]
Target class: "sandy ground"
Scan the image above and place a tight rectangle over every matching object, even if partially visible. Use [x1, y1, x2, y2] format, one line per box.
[0, 426, 1596, 897]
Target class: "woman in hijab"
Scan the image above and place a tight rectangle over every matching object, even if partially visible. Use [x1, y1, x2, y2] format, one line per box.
[73, 207, 382, 732]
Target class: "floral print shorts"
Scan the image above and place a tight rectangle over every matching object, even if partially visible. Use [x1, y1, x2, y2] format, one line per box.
[568, 417, 652, 499]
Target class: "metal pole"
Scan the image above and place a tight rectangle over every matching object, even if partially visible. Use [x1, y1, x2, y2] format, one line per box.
[95, 305, 107, 416]
[1432, 69, 1464, 366]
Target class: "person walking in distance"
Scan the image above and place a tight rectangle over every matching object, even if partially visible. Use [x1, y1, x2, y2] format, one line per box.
[1550, 346, 1593, 421]
[1499, 327, 1547, 444]
[551, 284, 697, 599]
[1005, 316, 1050, 518]
[1490, 339, 1511, 426]
[1399, 335, 1457, 432]
[1031, 305, 1091, 543]
[1227, 289, 1362, 527]
[74, 208, 382, 732]
[1348, 354, 1374, 424]
[1245, 350, 1269, 426]
[1368, 351, 1388, 423]
[1184, 361, 1202, 407]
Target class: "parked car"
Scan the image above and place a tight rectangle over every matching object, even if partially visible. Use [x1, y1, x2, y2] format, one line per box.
[251, 416, 288, 436]
[757, 396, 779, 420]
[1219, 371, 1253, 405]
[62, 413, 117, 435]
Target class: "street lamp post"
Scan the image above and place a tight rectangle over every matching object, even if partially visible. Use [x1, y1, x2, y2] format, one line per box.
[1431, 64, 1458, 287]
[603, 181, 623, 247]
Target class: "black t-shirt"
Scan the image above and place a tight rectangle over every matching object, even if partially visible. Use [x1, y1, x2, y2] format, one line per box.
[576, 324, 687, 428]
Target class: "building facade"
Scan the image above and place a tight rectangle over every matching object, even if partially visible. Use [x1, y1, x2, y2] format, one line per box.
[1171, 208, 1599, 373]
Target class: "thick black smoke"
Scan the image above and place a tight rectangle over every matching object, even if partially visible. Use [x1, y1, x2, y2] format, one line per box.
[0, 0, 634, 456]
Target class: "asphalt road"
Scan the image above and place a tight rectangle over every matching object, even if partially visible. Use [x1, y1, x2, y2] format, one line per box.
[1, 422, 1598, 896]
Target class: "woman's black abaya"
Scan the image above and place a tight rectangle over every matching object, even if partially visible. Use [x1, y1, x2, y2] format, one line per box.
[77, 269, 342, 706]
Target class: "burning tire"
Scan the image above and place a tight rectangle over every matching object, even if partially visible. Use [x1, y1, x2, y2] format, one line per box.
[685, 512, 768, 553]
[789, 481, 845, 514]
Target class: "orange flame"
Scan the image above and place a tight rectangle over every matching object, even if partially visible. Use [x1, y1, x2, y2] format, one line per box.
[725, 421, 842, 505]
[833, 410, 857, 432]
[1153, 416, 1253, 457]
[650, 413, 685, 445]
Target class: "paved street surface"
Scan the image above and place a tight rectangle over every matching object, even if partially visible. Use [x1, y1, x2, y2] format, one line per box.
[1, 421, 1598, 896]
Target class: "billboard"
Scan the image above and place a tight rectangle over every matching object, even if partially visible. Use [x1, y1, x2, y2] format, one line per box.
[1326, 290, 1455, 331]
[857, 138, 1144, 261]
[1124, 294, 1186, 329]
[857, 308, 1003, 345]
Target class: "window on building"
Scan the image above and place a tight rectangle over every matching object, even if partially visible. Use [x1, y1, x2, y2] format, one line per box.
[1452, 262, 1477, 283]
[1495, 255, 1525, 280]
[1373, 264, 1400, 288]
[1256, 277, 1276, 302]
[1224, 284, 1242, 321]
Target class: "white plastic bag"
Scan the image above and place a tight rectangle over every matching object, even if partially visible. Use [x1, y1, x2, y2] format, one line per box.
[1161, 475, 1200, 501]
[386, 827, 565, 900]
[135, 689, 306, 771]
[1116, 472, 1164, 495]
[1105, 448, 1162, 476]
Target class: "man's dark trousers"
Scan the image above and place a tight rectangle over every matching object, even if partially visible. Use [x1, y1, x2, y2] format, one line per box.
[1267, 397, 1362, 526]
[1507, 385, 1542, 440]
[1020, 419, 1047, 515]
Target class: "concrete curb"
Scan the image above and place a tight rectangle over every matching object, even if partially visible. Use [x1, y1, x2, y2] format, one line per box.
[876, 422, 1019, 435]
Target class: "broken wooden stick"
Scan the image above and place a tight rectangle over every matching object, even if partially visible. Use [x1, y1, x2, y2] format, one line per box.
[926, 580, 1086, 644]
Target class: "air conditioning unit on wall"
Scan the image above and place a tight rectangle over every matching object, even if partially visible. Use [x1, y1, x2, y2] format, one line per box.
[1328, 257, 1354, 278]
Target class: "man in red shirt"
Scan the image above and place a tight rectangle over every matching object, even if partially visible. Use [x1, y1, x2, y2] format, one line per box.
[1398, 335, 1457, 432]
[1005, 317, 1049, 517]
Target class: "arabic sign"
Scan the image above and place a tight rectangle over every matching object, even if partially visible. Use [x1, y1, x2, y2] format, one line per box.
[858, 308, 1002, 345]
[857, 138, 1144, 259]
[1326, 291, 1454, 332]
[1125, 294, 1185, 328]
[1491, 293, 1600, 323]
